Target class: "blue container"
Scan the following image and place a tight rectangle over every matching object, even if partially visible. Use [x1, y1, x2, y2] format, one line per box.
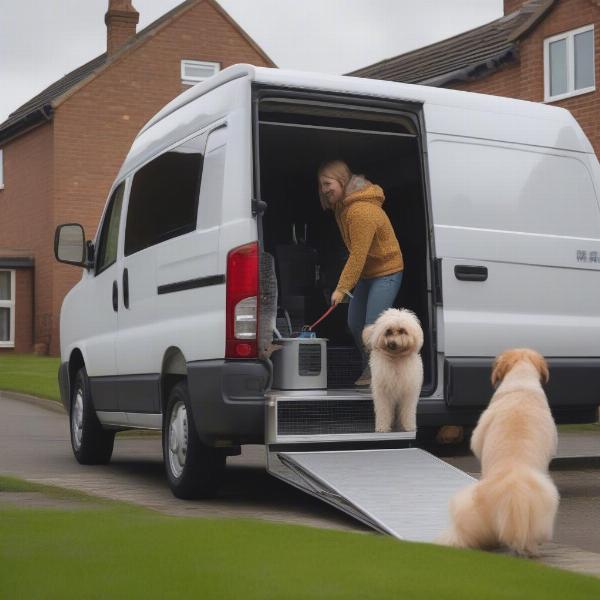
[297, 330, 316, 339]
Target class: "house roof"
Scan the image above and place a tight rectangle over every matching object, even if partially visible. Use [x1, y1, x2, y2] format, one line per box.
[0, 0, 275, 145]
[349, 0, 556, 86]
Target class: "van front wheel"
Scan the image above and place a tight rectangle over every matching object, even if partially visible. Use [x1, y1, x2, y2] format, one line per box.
[71, 367, 115, 464]
[163, 381, 225, 499]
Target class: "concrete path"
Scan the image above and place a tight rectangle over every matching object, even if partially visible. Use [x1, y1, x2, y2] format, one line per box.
[2, 390, 600, 577]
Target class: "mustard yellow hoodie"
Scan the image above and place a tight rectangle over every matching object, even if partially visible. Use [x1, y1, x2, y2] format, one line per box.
[334, 177, 403, 294]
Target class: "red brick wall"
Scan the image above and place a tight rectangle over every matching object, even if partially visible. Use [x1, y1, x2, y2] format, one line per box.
[0, 125, 54, 353]
[42, 1, 271, 355]
[449, 0, 600, 153]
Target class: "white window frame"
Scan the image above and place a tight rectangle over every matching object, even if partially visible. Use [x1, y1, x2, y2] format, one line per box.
[180, 60, 220, 86]
[544, 24, 595, 103]
[0, 148, 4, 189]
[0, 269, 15, 347]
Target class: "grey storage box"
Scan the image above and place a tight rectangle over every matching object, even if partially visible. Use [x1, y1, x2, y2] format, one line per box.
[271, 338, 327, 390]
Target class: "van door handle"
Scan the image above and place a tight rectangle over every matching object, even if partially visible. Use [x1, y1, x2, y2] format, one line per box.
[454, 265, 488, 282]
[123, 268, 130, 309]
[112, 280, 118, 312]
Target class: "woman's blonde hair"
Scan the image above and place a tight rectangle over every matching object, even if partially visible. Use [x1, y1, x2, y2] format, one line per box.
[317, 159, 352, 210]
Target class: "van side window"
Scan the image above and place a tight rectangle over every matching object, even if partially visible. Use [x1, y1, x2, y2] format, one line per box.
[197, 126, 227, 229]
[125, 136, 204, 256]
[96, 182, 125, 275]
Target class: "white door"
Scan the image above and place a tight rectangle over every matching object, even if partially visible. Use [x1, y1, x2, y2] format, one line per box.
[81, 182, 126, 410]
[115, 131, 210, 412]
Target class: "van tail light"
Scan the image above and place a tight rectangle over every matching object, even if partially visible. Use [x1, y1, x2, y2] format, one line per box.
[226, 242, 259, 359]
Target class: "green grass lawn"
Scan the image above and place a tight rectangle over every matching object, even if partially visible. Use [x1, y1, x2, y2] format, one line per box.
[0, 353, 61, 401]
[558, 423, 600, 433]
[1, 477, 599, 600]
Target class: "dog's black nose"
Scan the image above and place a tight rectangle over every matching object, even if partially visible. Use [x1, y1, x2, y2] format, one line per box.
[387, 341, 397, 350]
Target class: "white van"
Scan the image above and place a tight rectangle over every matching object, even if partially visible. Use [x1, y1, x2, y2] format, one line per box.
[55, 64, 600, 499]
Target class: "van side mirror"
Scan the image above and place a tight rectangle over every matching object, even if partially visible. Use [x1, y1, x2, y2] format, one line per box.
[54, 224, 92, 269]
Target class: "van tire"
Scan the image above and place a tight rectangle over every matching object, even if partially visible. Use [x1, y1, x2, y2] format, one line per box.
[70, 367, 115, 464]
[163, 380, 225, 499]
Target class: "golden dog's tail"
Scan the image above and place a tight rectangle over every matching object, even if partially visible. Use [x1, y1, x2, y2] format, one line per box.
[492, 466, 559, 556]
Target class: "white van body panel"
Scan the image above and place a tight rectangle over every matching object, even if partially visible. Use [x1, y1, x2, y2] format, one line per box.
[60, 267, 118, 377]
[428, 135, 600, 357]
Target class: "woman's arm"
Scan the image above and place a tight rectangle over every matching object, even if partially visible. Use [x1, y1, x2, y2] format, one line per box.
[335, 204, 378, 294]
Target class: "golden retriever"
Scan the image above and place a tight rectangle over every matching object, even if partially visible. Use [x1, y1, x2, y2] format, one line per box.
[439, 348, 559, 556]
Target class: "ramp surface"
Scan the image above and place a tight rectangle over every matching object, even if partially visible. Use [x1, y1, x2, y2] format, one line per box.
[268, 447, 475, 542]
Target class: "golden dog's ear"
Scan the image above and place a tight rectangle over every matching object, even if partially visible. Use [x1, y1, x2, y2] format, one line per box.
[491, 356, 504, 387]
[362, 325, 375, 350]
[528, 350, 549, 384]
[491, 350, 518, 387]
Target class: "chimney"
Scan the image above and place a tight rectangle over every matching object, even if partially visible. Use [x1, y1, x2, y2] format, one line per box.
[504, 0, 528, 14]
[105, 0, 139, 55]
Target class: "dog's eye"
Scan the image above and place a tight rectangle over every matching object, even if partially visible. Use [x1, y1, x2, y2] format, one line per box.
[398, 328, 407, 335]
[385, 328, 392, 336]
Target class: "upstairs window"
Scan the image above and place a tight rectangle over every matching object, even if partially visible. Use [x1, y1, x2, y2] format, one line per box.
[181, 60, 220, 86]
[544, 25, 595, 102]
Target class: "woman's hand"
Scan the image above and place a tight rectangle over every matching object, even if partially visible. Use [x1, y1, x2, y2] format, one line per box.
[331, 289, 345, 306]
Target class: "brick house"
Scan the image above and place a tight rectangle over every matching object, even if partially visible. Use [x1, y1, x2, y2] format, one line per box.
[0, 0, 274, 355]
[351, 0, 600, 154]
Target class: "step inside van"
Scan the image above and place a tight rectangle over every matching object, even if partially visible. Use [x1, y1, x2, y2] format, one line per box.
[55, 64, 600, 498]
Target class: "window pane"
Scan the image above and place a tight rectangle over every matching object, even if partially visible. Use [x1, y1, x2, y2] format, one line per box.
[549, 38, 568, 96]
[0, 307, 10, 341]
[96, 183, 125, 273]
[182, 61, 218, 82]
[575, 30, 594, 90]
[185, 64, 216, 80]
[0, 271, 11, 300]
[125, 139, 203, 256]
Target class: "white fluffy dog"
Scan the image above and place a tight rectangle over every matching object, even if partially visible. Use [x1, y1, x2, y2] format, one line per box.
[439, 348, 559, 556]
[362, 308, 424, 432]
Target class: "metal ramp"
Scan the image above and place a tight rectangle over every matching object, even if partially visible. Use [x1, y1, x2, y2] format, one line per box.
[266, 390, 475, 541]
[267, 447, 476, 542]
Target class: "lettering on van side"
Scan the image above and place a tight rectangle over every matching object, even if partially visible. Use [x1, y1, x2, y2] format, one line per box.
[577, 250, 599, 263]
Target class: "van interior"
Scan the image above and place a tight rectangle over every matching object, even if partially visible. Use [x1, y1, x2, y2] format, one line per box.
[256, 97, 434, 392]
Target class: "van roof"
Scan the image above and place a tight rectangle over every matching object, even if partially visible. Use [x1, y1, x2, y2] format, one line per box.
[136, 63, 593, 156]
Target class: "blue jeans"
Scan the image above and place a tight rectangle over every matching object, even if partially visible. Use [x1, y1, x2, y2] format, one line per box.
[347, 271, 403, 366]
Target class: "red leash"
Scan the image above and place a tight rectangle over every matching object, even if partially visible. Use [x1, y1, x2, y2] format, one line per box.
[306, 304, 337, 331]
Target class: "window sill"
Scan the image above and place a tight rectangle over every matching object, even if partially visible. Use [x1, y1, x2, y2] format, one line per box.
[181, 80, 207, 86]
[545, 86, 596, 103]
[0, 343, 15, 348]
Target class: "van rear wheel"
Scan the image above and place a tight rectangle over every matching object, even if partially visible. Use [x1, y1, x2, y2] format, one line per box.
[70, 367, 115, 464]
[163, 380, 225, 499]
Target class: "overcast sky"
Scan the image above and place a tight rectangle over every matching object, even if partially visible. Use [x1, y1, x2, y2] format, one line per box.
[0, 0, 503, 123]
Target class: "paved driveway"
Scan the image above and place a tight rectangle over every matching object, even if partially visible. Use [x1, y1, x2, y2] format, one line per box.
[1, 390, 600, 577]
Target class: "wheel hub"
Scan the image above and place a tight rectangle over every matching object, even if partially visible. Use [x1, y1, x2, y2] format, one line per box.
[168, 401, 188, 478]
[71, 389, 84, 450]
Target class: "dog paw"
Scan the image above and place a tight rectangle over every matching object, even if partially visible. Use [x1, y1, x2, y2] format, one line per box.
[375, 426, 392, 433]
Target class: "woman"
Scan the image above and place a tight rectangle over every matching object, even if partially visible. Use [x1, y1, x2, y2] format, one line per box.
[318, 160, 404, 386]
